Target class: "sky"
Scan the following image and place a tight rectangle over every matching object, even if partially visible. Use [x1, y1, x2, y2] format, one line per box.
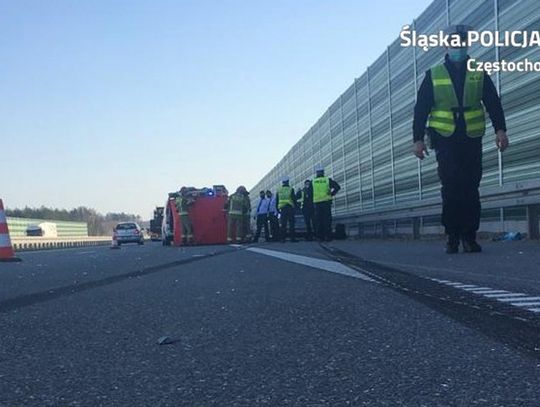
[0, 0, 431, 219]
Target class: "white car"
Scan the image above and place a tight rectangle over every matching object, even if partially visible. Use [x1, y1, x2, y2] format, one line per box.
[114, 222, 144, 246]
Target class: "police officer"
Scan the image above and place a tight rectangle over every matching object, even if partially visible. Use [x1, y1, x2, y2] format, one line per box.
[241, 188, 252, 242]
[313, 165, 341, 241]
[266, 190, 279, 241]
[297, 180, 315, 241]
[275, 177, 298, 243]
[413, 25, 509, 254]
[253, 190, 270, 242]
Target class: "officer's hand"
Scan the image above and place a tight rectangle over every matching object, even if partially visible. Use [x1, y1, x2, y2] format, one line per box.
[495, 130, 509, 152]
[413, 141, 429, 160]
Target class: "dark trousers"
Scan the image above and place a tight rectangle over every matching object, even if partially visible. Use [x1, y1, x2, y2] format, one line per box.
[315, 201, 332, 240]
[435, 137, 482, 242]
[253, 214, 269, 241]
[268, 213, 279, 240]
[280, 205, 295, 241]
[303, 208, 315, 239]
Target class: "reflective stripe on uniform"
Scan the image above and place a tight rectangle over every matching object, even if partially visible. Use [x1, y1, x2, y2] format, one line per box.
[432, 79, 452, 86]
[229, 194, 244, 215]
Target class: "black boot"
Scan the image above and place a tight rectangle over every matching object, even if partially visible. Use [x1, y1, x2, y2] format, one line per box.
[462, 240, 482, 253]
[446, 235, 459, 254]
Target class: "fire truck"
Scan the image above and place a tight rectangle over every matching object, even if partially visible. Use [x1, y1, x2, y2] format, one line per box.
[161, 185, 230, 246]
[149, 207, 164, 241]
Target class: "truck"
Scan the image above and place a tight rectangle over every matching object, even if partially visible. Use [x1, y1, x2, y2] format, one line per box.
[149, 207, 164, 241]
[161, 185, 229, 246]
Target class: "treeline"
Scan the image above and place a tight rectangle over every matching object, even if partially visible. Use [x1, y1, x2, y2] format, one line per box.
[6, 206, 142, 236]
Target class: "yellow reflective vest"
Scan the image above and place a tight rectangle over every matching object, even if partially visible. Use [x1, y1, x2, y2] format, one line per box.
[278, 186, 293, 209]
[427, 63, 485, 138]
[313, 177, 332, 203]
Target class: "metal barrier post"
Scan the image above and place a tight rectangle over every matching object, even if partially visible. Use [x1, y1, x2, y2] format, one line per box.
[413, 217, 421, 240]
[527, 205, 539, 239]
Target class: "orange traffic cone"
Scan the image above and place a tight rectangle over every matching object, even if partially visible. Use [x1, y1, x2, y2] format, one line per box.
[0, 199, 22, 262]
[110, 232, 120, 250]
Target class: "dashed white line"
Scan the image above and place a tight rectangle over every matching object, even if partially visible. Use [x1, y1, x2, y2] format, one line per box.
[512, 302, 540, 307]
[430, 278, 540, 314]
[497, 296, 540, 303]
[483, 293, 521, 298]
[463, 287, 492, 291]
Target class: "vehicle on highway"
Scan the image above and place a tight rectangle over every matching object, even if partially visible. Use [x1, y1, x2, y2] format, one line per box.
[161, 186, 229, 246]
[150, 206, 164, 241]
[113, 222, 144, 246]
[26, 222, 58, 238]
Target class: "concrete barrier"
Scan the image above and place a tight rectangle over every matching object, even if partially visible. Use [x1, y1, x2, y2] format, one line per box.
[11, 236, 111, 252]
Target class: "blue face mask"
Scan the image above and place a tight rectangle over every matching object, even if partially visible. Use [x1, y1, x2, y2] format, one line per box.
[448, 47, 468, 62]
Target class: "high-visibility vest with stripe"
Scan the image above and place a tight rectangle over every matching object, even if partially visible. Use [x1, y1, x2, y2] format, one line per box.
[427, 64, 485, 138]
[228, 193, 245, 216]
[175, 197, 189, 216]
[278, 186, 293, 209]
[313, 177, 332, 203]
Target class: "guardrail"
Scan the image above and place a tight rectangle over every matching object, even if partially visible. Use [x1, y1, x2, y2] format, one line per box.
[335, 179, 540, 239]
[12, 236, 111, 251]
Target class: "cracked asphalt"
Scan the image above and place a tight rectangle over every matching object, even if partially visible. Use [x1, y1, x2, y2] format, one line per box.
[0, 240, 539, 406]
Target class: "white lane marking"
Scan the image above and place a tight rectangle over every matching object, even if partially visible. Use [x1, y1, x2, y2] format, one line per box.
[429, 278, 540, 314]
[483, 293, 522, 298]
[463, 287, 492, 291]
[497, 296, 540, 303]
[247, 247, 376, 282]
[229, 244, 243, 248]
[381, 260, 539, 285]
[511, 302, 540, 307]
[77, 251, 96, 255]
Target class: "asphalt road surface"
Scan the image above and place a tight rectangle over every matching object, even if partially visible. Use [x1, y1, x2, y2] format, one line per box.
[1, 239, 539, 406]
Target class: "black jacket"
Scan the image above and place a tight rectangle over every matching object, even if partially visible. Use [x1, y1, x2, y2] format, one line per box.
[297, 185, 314, 211]
[413, 55, 506, 144]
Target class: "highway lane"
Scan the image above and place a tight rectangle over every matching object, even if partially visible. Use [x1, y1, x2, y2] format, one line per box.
[0, 243, 236, 302]
[1, 241, 539, 406]
[328, 239, 540, 297]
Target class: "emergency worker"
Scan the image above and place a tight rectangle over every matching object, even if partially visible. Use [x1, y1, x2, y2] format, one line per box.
[225, 186, 248, 243]
[175, 187, 195, 245]
[313, 165, 341, 242]
[275, 177, 298, 243]
[266, 190, 279, 241]
[413, 25, 509, 254]
[253, 190, 270, 242]
[241, 188, 252, 241]
[296, 180, 315, 241]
